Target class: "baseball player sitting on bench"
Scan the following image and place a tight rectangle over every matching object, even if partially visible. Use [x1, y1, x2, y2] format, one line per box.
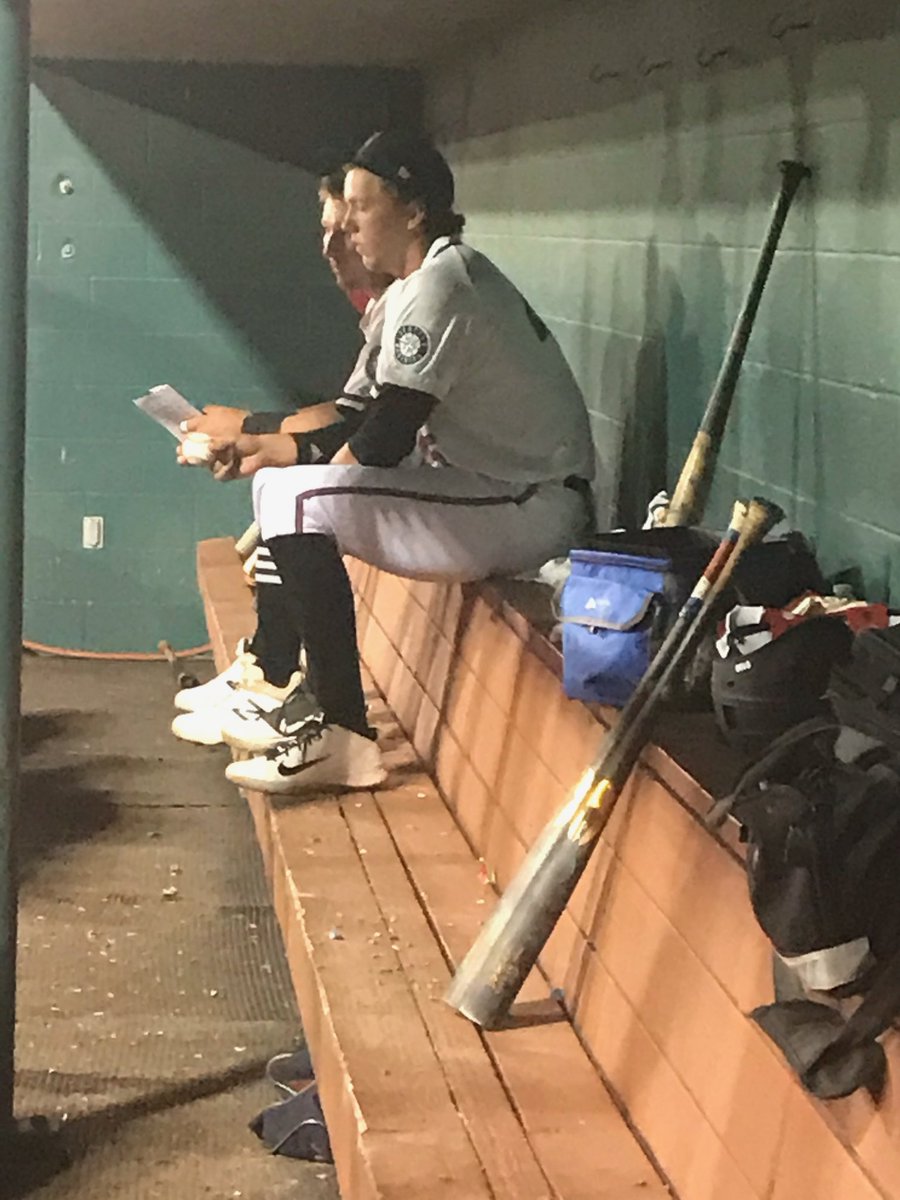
[205, 131, 596, 795]
[172, 170, 395, 745]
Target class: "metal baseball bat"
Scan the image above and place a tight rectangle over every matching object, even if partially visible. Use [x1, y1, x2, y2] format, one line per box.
[663, 160, 810, 528]
[445, 497, 784, 1029]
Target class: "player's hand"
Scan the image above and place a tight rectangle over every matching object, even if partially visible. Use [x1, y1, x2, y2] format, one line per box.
[233, 434, 300, 476]
[181, 405, 250, 440]
[207, 434, 299, 480]
[176, 432, 215, 468]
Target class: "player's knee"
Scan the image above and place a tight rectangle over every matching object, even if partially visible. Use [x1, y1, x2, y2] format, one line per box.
[252, 466, 281, 511]
[252, 466, 283, 493]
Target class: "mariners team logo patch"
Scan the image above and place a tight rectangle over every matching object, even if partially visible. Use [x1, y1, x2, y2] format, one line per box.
[395, 324, 430, 366]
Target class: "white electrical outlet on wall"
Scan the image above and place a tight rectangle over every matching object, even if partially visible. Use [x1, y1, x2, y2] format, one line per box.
[82, 516, 104, 549]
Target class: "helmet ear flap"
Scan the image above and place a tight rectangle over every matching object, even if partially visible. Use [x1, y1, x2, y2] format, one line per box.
[712, 618, 854, 756]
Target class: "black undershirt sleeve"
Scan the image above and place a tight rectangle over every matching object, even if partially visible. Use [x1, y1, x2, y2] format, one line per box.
[241, 400, 363, 440]
[306, 408, 366, 461]
[241, 411, 284, 434]
[347, 386, 437, 468]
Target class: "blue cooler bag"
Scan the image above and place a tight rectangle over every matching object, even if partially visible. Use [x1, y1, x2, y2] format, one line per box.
[560, 529, 716, 707]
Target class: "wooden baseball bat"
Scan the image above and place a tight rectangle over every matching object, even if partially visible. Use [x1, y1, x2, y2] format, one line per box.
[445, 497, 784, 1029]
[234, 521, 260, 560]
[663, 160, 810, 528]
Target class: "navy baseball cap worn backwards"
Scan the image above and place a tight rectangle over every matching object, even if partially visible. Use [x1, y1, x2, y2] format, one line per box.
[351, 131, 455, 212]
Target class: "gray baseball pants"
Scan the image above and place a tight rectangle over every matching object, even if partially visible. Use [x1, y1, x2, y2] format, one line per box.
[252, 463, 590, 581]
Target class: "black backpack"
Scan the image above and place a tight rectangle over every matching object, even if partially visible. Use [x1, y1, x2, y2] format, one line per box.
[831, 624, 900, 752]
[711, 627, 900, 1099]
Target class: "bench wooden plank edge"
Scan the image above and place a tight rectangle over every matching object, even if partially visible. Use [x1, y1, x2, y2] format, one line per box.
[267, 798, 499, 1200]
[341, 786, 556, 1200]
[370, 777, 671, 1200]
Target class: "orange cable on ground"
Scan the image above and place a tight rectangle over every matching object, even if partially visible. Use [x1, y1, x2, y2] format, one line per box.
[22, 639, 212, 662]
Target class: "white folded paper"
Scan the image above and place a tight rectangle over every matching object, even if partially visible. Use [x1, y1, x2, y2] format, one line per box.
[133, 384, 202, 440]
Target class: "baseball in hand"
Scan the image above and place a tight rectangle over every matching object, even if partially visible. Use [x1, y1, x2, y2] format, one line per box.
[180, 432, 214, 466]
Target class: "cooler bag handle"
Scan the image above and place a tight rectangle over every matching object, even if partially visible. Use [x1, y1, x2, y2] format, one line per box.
[560, 592, 656, 634]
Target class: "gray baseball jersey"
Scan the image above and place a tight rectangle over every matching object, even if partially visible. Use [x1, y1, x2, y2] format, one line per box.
[335, 291, 387, 417]
[255, 290, 387, 588]
[254, 240, 595, 585]
[376, 237, 595, 484]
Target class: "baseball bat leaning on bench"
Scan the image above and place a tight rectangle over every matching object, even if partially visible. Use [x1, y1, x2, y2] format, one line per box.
[444, 502, 747, 955]
[445, 496, 784, 1029]
[661, 160, 810, 529]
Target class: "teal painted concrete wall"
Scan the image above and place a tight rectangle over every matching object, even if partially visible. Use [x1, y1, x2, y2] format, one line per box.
[25, 62, 419, 652]
[427, 0, 900, 601]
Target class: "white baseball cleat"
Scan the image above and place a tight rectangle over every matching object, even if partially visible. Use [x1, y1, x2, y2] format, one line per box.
[225, 718, 386, 795]
[171, 666, 305, 746]
[220, 686, 321, 753]
[174, 638, 256, 712]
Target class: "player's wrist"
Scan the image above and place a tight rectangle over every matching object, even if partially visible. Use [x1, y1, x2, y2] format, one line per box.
[290, 433, 312, 465]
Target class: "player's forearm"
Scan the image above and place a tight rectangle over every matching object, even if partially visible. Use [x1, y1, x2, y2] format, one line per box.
[280, 401, 342, 434]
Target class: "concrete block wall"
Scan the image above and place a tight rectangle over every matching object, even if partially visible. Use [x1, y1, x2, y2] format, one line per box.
[25, 61, 419, 652]
[426, 0, 900, 601]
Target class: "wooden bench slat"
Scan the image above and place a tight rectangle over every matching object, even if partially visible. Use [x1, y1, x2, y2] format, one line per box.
[342, 791, 554, 1200]
[270, 800, 494, 1200]
[375, 784, 670, 1200]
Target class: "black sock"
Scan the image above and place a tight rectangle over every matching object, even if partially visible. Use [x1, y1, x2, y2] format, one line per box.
[252, 578, 304, 688]
[266, 534, 370, 736]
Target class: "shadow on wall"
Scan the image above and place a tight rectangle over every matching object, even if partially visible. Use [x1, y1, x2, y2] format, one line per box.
[595, 237, 719, 530]
[666, 234, 725, 480]
[614, 239, 668, 528]
[31, 61, 420, 399]
[37, 60, 422, 177]
[24, 61, 422, 652]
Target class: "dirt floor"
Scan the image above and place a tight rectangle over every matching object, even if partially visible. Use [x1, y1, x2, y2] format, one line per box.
[7, 654, 339, 1200]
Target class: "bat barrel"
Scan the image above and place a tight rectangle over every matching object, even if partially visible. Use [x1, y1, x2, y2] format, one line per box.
[445, 824, 593, 1028]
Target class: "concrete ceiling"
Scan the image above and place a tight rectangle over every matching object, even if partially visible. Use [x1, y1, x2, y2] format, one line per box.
[31, 0, 548, 66]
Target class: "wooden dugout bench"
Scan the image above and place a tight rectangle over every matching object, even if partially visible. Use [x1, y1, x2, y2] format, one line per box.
[198, 536, 900, 1200]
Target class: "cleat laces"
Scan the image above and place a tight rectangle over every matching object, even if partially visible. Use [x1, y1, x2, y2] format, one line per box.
[267, 716, 328, 775]
[262, 687, 322, 736]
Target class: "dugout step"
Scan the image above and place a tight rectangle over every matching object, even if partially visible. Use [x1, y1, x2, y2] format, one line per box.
[197, 536, 668, 1199]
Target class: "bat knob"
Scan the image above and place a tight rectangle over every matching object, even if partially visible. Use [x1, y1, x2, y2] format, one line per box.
[745, 496, 786, 540]
[778, 159, 812, 185]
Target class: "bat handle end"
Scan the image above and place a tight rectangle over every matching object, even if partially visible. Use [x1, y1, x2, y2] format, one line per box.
[778, 159, 812, 183]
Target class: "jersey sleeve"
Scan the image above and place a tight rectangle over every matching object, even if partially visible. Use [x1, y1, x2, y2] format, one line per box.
[377, 277, 469, 401]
